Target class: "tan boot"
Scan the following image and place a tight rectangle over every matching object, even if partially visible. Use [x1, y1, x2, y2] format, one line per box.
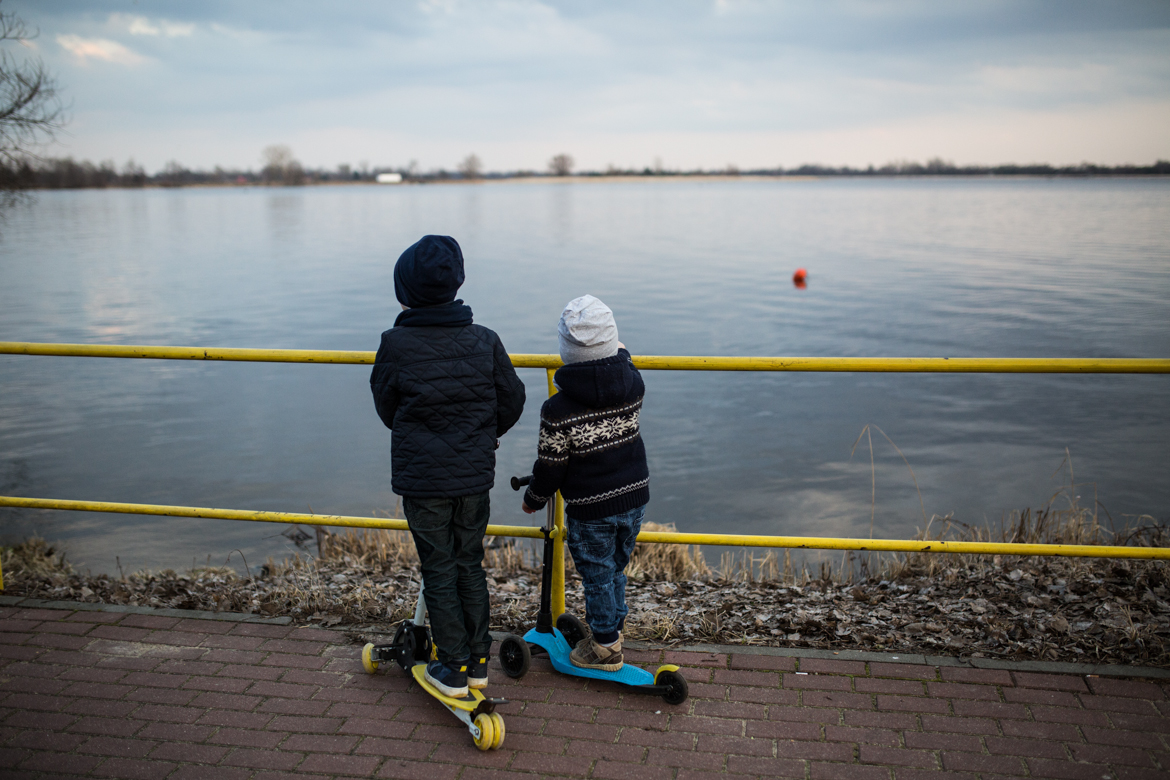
[570, 636, 623, 671]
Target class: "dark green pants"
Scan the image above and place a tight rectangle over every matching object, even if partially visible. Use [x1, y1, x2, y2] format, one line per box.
[404, 493, 492, 664]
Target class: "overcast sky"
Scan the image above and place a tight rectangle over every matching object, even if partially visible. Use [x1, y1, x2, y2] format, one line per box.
[10, 1, 1170, 173]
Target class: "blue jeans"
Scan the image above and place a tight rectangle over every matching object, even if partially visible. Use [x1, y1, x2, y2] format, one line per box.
[566, 505, 645, 644]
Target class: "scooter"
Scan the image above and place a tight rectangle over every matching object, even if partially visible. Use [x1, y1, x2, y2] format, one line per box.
[361, 591, 509, 751]
[496, 475, 689, 705]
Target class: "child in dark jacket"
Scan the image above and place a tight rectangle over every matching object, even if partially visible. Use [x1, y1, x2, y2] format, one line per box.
[371, 235, 526, 697]
[521, 295, 648, 671]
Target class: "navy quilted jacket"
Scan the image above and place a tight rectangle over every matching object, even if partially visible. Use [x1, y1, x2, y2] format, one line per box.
[370, 302, 526, 498]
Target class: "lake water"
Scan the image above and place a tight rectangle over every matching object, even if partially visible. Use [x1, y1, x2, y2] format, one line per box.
[1, 177, 1168, 575]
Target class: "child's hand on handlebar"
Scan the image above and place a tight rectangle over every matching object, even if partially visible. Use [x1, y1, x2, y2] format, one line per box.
[521, 502, 537, 514]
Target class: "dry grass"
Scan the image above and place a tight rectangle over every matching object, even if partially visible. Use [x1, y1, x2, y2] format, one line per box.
[626, 521, 710, 581]
[315, 528, 417, 569]
[1, 537, 72, 578]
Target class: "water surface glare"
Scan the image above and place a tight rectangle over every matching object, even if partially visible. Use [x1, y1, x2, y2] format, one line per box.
[1, 178, 1168, 574]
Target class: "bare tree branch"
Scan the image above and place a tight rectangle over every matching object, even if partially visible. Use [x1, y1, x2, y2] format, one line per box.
[0, 2, 66, 178]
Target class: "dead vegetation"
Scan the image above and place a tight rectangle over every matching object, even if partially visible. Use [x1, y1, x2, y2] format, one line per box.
[3, 484, 1166, 667]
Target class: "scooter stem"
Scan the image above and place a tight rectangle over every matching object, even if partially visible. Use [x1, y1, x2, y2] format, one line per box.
[535, 501, 555, 634]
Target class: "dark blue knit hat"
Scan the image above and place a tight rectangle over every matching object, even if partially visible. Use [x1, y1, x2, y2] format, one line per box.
[393, 235, 465, 307]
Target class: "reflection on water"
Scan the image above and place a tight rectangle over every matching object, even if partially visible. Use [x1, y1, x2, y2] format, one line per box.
[0, 178, 1168, 574]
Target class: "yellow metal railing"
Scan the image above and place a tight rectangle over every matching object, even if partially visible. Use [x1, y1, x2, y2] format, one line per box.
[1, 495, 1166, 560]
[0, 496, 545, 539]
[3, 342, 1170, 373]
[2, 341, 1168, 602]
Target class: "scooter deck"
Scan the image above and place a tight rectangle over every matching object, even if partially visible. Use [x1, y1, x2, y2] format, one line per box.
[410, 664, 507, 712]
[524, 627, 655, 686]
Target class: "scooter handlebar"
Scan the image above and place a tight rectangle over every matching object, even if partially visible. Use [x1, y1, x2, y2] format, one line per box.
[511, 475, 533, 491]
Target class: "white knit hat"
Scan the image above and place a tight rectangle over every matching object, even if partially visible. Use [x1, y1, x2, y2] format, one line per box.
[558, 295, 619, 365]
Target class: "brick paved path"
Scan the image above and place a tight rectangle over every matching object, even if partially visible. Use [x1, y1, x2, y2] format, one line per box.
[0, 604, 1166, 780]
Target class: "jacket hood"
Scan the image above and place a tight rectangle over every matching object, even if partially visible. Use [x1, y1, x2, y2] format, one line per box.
[394, 235, 465, 307]
[553, 349, 638, 408]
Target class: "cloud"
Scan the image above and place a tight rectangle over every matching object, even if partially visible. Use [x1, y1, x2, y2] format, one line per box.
[116, 14, 196, 38]
[26, 1, 1170, 169]
[56, 34, 144, 65]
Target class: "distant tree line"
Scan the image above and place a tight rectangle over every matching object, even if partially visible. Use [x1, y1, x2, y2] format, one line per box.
[2, 153, 1167, 192]
[0, 156, 405, 190]
[582, 158, 1170, 178]
[766, 158, 1170, 177]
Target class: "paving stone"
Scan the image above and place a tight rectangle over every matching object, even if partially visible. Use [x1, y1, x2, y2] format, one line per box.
[299, 753, 383, 775]
[377, 758, 460, 779]
[1027, 756, 1118, 780]
[66, 715, 143, 737]
[879, 694, 949, 713]
[258, 697, 331, 716]
[746, 719, 822, 740]
[798, 658, 868, 675]
[951, 699, 1030, 720]
[91, 756, 178, 779]
[4, 605, 1168, 780]
[903, 731, 982, 752]
[942, 751, 1027, 775]
[810, 762, 892, 780]
[928, 681, 1001, 700]
[646, 747, 725, 769]
[1067, 743, 1156, 767]
[843, 711, 917, 730]
[210, 727, 288, 749]
[150, 742, 231, 763]
[18, 751, 103, 774]
[731, 654, 796, 671]
[118, 615, 181, 630]
[220, 747, 303, 770]
[1085, 677, 1165, 700]
[985, 735, 1068, 759]
[9, 730, 88, 751]
[354, 736, 433, 759]
[940, 667, 1014, 686]
[1011, 672, 1089, 692]
[724, 754, 806, 777]
[169, 764, 252, 780]
[859, 745, 937, 768]
[337, 717, 415, 739]
[664, 651, 727, 668]
[77, 735, 159, 758]
[857, 677, 926, 695]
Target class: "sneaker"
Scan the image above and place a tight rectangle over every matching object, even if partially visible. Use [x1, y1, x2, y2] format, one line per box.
[468, 654, 489, 689]
[424, 659, 469, 698]
[570, 637, 623, 672]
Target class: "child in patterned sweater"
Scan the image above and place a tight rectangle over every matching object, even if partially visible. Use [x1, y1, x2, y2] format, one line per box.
[521, 295, 649, 671]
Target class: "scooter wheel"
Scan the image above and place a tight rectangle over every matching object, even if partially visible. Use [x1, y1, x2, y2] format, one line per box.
[498, 634, 531, 679]
[472, 712, 494, 751]
[361, 643, 378, 675]
[490, 712, 505, 749]
[655, 668, 689, 705]
[555, 613, 587, 649]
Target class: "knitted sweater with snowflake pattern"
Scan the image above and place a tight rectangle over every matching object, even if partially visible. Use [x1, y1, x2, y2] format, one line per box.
[523, 348, 649, 521]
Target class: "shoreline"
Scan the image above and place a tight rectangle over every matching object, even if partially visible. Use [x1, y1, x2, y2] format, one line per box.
[15, 171, 1170, 194]
[4, 527, 1167, 670]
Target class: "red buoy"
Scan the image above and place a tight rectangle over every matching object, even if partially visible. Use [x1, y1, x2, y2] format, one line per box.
[793, 268, 808, 289]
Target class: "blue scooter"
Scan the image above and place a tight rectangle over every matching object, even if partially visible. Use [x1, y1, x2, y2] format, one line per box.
[497, 475, 688, 705]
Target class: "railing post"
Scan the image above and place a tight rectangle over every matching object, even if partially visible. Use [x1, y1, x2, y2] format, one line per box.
[546, 368, 566, 621]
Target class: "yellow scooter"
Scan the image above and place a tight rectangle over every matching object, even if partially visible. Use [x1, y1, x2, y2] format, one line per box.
[362, 591, 509, 751]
